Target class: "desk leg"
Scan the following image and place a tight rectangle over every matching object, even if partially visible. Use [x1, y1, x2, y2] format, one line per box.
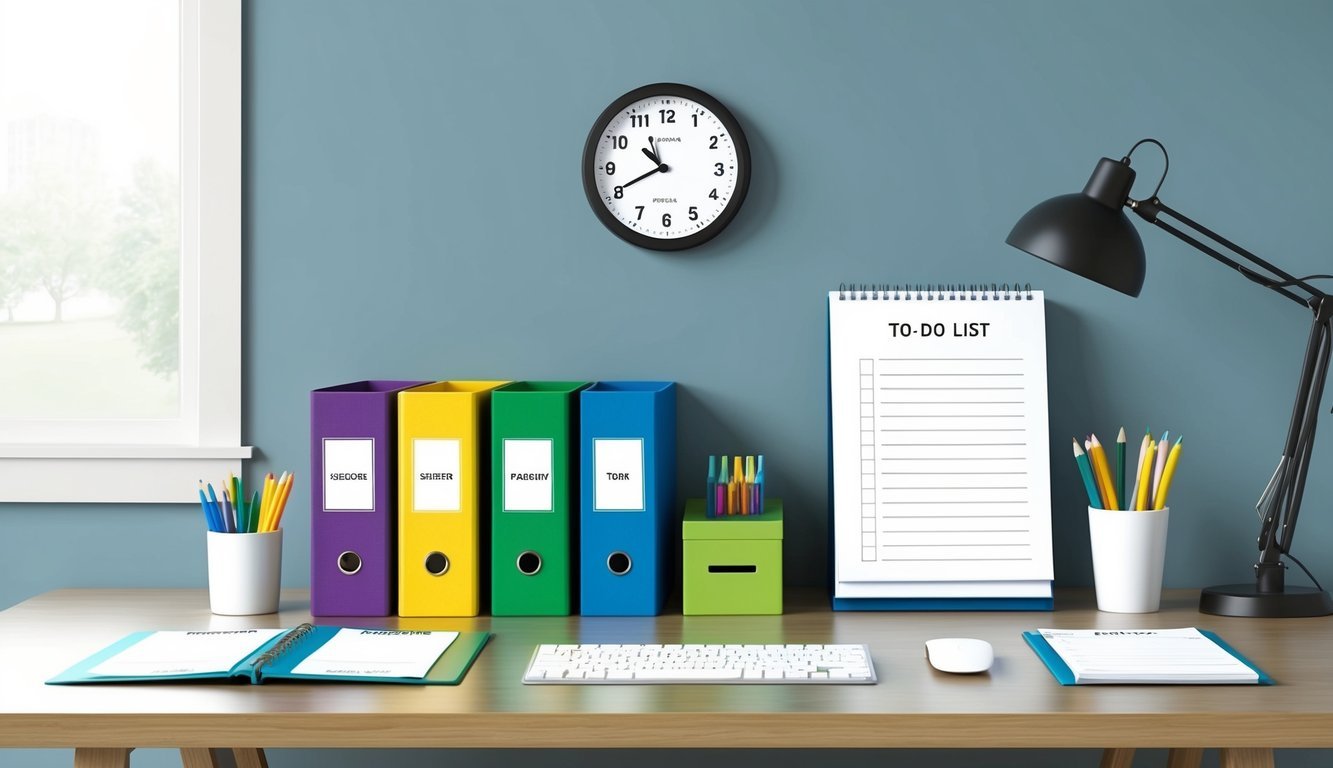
[1167, 748, 1205, 768]
[231, 749, 269, 768]
[1219, 748, 1275, 768]
[1099, 748, 1134, 768]
[73, 748, 132, 768]
[179, 748, 224, 768]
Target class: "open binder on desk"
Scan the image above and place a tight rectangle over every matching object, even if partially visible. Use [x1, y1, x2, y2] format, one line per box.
[828, 284, 1054, 610]
[49, 625, 490, 686]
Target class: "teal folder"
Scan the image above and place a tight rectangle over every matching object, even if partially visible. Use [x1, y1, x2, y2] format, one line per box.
[1022, 629, 1273, 685]
[48, 625, 489, 686]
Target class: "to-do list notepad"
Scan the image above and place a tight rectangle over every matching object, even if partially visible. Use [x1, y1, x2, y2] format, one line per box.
[828, 285, 1053, 608]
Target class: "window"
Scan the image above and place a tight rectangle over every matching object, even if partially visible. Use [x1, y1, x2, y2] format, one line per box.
[0, 0, 247, 502]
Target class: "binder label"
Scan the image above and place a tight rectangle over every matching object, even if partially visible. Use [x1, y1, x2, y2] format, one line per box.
[323, 438, 375, 511]
[503, 438, 554, 512]
[413, 438, 461, 512]
[593, 438, 645, 511]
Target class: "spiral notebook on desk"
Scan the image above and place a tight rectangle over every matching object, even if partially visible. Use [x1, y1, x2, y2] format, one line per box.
[828, 284, 1053, 610]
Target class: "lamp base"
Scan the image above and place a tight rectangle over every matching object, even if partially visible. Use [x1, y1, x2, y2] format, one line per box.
[1199, 583, 1333, 618]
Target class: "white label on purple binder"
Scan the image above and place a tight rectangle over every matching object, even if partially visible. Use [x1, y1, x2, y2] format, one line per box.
[504, 438, 554, 512]
[413, 439, 461, 512]
[594, 438, 645, 511]
[323, 438, 374, 511]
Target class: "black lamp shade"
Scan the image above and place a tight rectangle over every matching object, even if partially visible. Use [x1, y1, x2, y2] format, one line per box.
[1005, 158, 1147, 297]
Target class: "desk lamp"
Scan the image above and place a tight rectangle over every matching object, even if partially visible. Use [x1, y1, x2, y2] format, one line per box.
[1006, 138, 1333, 617]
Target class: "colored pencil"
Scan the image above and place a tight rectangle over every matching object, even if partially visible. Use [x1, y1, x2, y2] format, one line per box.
[1136, 439, 1156, 512]
[1071, 438, 1102, 507]
[1155, 436, 1184, 510]
[1089, 433, 1119, 511]
[1115, 427, 1126, 505]
[1128, 428, 1150, 512]
[1151, 431, 1170, 505]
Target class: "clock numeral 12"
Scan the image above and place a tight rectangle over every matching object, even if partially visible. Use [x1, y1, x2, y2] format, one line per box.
[659, 109, 676, 124]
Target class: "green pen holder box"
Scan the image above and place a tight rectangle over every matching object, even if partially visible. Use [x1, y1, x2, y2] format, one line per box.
[682, 498, 783, 615]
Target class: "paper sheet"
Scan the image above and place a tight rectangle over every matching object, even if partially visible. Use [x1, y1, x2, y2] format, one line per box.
[88, 628, 285, 677]
[288, 628, 458, 679]
[1038, 627, 1259, 684]
[829, 289, 1053, 588]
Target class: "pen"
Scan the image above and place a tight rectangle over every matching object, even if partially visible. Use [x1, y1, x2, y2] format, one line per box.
[198, 484, 218, 532]
[706, 456, 717, 518]
[1071, 438, 1101, 507]
[206, 482, 229, 533]
[717, 457, 729, 516]
[1115, 427, 1126, 505]
[1154, 436, 1183, 510]
[755, 455, 764, 515]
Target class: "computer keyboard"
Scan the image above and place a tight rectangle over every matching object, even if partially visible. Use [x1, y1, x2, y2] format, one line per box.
[522, 643, 877, 684]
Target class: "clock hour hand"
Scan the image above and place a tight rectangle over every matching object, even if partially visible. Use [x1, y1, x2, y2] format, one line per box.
[641, 146, 659, 164]
[619, 162, 669, 190]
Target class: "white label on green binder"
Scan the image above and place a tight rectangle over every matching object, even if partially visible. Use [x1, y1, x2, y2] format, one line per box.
[594, 438, 645, 511]
[413, 438, 461, 512]
[504, 438, 553, 512]
[323, 438, 374, 511]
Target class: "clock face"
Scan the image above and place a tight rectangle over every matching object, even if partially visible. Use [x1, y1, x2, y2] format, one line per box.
[582, 84, 751, 251]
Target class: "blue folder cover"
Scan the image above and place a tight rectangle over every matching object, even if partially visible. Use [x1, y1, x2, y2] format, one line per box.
[1022, 629, 1273, 685]
[579, 381, 676, 616]
[48, 625, 489, 686]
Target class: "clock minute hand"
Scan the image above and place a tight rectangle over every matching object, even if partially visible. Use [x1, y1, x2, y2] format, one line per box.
[619, 162, 668, 190]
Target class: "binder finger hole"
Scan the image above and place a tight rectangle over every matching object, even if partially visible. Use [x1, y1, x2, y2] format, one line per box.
[337, 551, 362, 575]
[607, 551, 632, 576]
[424, 551, 449, 576]
[516, 550, 542, 576]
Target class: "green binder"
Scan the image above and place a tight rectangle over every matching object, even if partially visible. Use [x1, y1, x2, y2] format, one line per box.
[490, 381, 590, 616]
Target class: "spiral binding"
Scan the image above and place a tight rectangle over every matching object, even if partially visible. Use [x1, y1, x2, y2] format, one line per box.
[250, 622, 315, 678]
[836, 282, 1033, 300]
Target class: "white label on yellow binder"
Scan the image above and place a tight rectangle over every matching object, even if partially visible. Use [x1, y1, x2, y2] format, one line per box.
[89, 629, 285, 677]
[504, 438, 554, 512]
[288, 628, 459, 679]
[594, 438, 645, 511]
[413, 438, 461, 512]
[323, 438, 374, 511]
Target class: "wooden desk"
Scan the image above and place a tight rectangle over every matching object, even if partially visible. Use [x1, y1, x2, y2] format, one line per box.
[1, 589, 1329, 767]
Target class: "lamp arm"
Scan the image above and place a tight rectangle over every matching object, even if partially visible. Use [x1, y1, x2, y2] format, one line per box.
[1129, 197, 1332, 589]
[1135, 199, 1321, 306]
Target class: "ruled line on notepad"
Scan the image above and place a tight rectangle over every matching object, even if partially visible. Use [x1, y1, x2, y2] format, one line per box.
[881, 500, 1027, 505]
[883, 514, 1028, 519]
[880, 386, 1024, 390]
[881, 557, 1032, 562]
[878, 373, 1024, 377]
[876, 357, 1024, 362]
[881, 442, 1027, 447]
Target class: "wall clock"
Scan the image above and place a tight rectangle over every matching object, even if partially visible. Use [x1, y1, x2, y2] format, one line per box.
[582, 83, 751, 251]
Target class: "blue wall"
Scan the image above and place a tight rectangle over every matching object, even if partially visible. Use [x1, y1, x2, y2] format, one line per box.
[4, 1, 1332, 766]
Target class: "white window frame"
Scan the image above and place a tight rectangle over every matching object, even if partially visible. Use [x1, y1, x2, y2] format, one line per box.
[0, 0, 249, 503]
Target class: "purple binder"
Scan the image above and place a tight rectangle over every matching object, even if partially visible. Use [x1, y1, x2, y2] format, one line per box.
[311, 380, 428, 617]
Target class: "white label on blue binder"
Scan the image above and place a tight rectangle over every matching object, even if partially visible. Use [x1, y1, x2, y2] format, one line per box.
[594, 438, 645, 511]
[323, 438, 374, 511]
[413, 439, 461, 512]
[504, 438, 554, 512]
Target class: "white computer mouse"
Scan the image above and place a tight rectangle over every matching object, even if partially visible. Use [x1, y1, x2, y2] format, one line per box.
[924, 637, 993, 674]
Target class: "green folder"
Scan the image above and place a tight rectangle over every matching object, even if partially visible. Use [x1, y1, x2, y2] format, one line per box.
[490, 381, 590, 616]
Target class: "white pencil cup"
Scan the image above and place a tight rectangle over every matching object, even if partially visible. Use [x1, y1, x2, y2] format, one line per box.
[207, 529, 283, 615]
[1088, 506, 1169, 613]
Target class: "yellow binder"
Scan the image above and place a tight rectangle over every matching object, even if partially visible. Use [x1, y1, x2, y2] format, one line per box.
[398, 381, 507, 617]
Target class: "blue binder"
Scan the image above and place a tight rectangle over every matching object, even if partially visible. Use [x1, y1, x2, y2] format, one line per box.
[579, 381, 676, 616]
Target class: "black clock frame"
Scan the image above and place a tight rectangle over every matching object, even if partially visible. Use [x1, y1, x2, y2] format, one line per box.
[581, 83, 751, 252]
